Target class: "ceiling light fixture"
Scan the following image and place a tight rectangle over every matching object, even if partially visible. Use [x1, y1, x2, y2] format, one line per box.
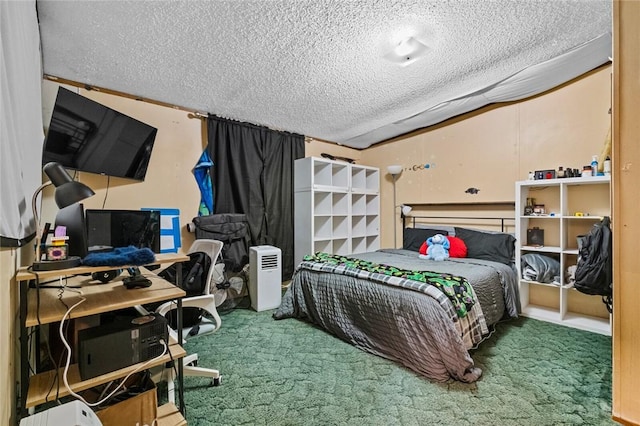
[384, 36, 429, 66]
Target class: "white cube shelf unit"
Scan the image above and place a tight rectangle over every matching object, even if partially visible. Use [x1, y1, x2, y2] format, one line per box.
[294, 157, 380, 265]
[515, 175, 611, 335]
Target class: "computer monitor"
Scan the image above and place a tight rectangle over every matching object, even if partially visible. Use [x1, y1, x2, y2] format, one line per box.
[85, 209, 161, 253]
[54, 203, 88, 258]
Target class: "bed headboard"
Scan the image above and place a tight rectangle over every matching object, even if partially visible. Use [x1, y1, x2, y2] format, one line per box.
[401, 202, 516, 264]
[401, 202, 516, 237]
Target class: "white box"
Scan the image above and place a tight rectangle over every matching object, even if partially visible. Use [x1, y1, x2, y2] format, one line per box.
[19, 400, 102, 426]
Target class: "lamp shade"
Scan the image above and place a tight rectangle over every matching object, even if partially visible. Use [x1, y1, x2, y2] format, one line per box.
[387, 165, 403, 175]
[53, 182, 95, 209]
[43, 162, 95, 208]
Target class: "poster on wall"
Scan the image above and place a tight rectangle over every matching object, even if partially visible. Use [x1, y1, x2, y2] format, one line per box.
[142, 208, 181, 253]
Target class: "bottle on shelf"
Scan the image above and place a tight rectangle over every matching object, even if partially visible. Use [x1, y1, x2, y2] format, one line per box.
[557, 166, 565, 178]
[524, 198, 535, 216]
[591, 155, 599, 176]
[603, 156, 611, 176]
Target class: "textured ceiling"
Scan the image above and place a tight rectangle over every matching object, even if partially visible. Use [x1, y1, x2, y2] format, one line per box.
[36, 1, 612, 149]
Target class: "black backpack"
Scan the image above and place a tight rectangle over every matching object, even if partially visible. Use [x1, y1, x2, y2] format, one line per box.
[574, 216, 612, 312]
[158, 251, 212, 328]
[192, 214, 250, 272]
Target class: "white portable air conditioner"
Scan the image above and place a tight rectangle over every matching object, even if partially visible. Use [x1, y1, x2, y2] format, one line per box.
[249, 245, 282, 311]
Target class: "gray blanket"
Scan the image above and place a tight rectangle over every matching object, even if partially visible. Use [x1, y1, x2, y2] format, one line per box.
[273, 249, 519, 383]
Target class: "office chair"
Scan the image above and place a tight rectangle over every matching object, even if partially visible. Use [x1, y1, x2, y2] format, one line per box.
[139, 239, 224, 402]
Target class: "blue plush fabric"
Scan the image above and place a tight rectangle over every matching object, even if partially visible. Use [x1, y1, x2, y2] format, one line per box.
[82, 246, 156, 266]
[425, 234, 450, 261]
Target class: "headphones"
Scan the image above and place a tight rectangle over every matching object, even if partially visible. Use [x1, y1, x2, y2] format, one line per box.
[91, 269, 122, 284]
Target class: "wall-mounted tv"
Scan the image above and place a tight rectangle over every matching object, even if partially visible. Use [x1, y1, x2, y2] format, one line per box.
[42, 87, 158, 181]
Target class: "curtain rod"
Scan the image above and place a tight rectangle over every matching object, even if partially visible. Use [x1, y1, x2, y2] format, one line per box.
[187, 112, 208, 120]
[44, 75, 313, 139]
[45, 74, 209, 118]
[183, 112, 312, 142]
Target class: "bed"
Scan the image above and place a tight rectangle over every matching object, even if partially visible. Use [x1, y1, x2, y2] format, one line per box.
[273, 211, 520, 383]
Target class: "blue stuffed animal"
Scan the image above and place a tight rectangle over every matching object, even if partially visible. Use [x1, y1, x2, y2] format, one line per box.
[425, 233, 450, 261]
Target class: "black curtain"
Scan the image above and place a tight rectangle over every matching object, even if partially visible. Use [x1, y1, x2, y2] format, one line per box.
[206, 115, 304, 280]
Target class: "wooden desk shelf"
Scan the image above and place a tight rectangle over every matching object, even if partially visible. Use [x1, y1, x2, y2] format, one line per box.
[16, 253, 189, 424]
[23, 272, 186, 327]
[26, 342, 186, 408]
[157, 403, 188, 426]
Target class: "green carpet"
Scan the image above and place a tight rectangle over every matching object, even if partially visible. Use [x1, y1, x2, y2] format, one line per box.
[180, 309, 613, 426]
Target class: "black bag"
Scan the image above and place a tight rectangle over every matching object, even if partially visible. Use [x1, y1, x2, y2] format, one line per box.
[157, 251, 212, 328]
[574, 216, 612, 312]
[191, 214, 250, 272]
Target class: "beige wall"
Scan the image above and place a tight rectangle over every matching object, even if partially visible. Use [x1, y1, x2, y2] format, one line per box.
[2, 62, 625, 424]
[358, 66, 612, 249]
[41, 67, 612, 255]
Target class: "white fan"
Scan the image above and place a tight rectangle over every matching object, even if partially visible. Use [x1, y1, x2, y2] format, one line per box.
[210, 262, 248, 309]
[210, 263, 228, 307]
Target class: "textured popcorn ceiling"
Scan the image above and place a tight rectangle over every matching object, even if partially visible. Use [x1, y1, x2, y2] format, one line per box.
[36, 1, 612, 149]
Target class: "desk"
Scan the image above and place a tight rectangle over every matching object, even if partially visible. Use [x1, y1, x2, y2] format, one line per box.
[16, 253, 189, 425]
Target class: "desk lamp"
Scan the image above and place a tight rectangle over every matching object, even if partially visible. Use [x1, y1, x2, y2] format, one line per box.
[31, 162, 95, 271]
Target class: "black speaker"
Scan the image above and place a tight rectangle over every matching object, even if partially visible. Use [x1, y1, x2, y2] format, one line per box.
[527, 227, 544, 246]
[91, 269, 121, 283]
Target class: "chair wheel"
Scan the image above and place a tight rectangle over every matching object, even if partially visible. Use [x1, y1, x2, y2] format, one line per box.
[213, 376, 221, 386]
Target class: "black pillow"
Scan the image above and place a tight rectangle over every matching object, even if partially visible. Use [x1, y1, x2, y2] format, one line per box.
[454, 227, 516, 265]
[403, 228, 449, 252]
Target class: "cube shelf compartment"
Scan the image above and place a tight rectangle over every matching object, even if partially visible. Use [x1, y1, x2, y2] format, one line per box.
[295, 157, 380, 264]
[515, 176, 611, 335]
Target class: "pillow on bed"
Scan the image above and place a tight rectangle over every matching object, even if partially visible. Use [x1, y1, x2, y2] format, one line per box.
[446, 236, 467, 258]
[403, 228, 449, 252]
[454, 227, 515, 265]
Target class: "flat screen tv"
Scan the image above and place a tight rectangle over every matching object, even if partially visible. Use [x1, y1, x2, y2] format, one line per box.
[42, 87, 158, 181]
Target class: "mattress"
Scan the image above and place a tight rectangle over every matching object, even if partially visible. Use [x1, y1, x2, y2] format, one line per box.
[273, 248, 519, 383]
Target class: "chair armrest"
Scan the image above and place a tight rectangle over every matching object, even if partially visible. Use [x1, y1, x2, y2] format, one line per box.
[154, 295, 222, 341]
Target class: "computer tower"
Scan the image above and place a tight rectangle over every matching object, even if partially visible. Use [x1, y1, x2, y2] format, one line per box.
[78, 314, 168, 380]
